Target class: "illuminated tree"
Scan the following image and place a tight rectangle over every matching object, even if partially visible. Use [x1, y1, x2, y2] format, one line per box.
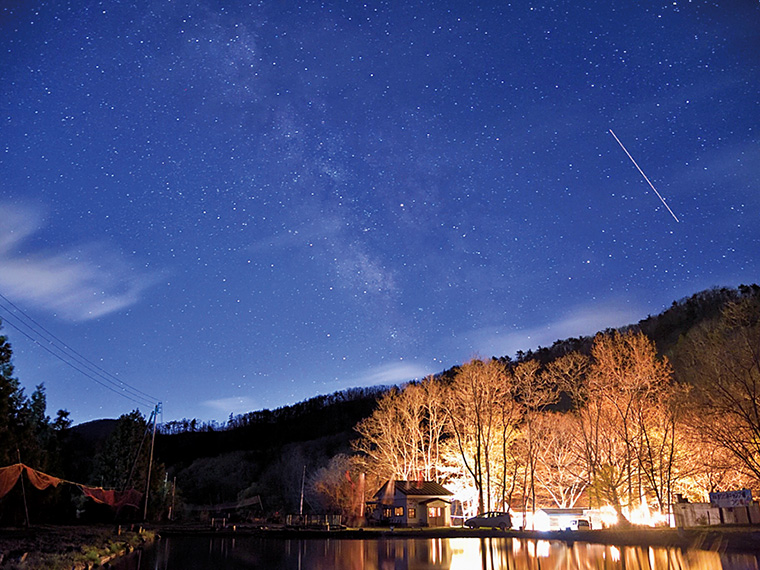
[312, 454, 365, 522]
[562, 331, 674, 520]
[532, 411, 587, 508]
[635, 382, 688, 513]
[673, 294, 760, 485]
[445, 359, 522, 514]
[354, 377, 448, 484]
[676, 411, 754, 501]
[514, 360, 559, 519]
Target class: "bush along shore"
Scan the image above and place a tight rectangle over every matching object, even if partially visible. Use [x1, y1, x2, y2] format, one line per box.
[0, 525, 155, 570]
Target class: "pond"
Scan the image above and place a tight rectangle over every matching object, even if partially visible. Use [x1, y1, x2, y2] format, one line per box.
[110, 535, 760, 570]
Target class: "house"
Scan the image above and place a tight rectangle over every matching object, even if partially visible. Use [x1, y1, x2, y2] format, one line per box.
[369, 480, 454, 527]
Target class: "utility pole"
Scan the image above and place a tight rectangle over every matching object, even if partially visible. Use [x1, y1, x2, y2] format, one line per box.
[168, 476, 176, 521]
[299, 464, 306, 517]
[143, 402, 161, 521]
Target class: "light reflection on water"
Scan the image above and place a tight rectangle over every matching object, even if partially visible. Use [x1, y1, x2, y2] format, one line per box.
[110, 536, 760, 570]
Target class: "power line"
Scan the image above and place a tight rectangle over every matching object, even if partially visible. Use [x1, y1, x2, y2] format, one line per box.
[0, 291, 157, 401]
[0, 312, 155, 407]
[0, 292, 158, 408]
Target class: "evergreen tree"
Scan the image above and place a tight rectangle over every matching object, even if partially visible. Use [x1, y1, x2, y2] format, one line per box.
[0, 320, 72, 472]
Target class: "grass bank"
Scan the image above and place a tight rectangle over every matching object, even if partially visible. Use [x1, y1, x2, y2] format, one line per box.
[0, 525, 155, 570]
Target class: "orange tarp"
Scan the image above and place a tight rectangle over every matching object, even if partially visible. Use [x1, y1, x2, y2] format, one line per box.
[24, 465, 63, 491]
[0, 464, 24, 499]
[81, 487, 143, 510]
[0, 463, 141, 510]
[0, 463, 63, 499]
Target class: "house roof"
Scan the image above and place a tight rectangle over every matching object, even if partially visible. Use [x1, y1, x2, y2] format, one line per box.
[374, 480, 454, 498]
[420, 498, 452, 505]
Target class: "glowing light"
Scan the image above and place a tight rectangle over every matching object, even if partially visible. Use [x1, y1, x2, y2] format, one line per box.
[610, 545, 621, 562]
[624, 498, 670, 527]
[598, 505, 619, 528]
[531, 511, 551, 532]
[449, 538, 482, 570]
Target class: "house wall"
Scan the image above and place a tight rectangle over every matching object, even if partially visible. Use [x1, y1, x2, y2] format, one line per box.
[423, 499, 451, 527]
[377, 494, 450, 527]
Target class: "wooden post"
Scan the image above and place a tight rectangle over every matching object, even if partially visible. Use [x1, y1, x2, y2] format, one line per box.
[17, 450, 30, 527]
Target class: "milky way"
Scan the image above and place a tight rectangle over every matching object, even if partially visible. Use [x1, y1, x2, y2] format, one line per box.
[1, 1, 758, 423]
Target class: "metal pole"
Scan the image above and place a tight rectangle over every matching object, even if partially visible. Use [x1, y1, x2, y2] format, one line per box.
[169, 476, 176, 521]
[143, 403, 160, 521]
[299, 464, 306, 516]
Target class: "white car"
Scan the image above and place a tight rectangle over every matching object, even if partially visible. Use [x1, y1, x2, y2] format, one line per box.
[464, 511, 512, 530]
[568, 519, 591, 530]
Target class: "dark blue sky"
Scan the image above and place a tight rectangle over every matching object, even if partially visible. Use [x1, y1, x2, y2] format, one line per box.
[1, 0, 758, 424]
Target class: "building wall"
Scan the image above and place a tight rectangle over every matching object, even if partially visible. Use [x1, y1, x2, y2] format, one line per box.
[673, 503, 760, 527]
[377, 494, 450, 527]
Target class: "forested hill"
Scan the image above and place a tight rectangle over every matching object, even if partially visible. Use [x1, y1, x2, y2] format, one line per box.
[154, 284, 758, 454]
[493, 284, 760, 367]
[155, 387, 386, 465]
[148, 284, 758, 508]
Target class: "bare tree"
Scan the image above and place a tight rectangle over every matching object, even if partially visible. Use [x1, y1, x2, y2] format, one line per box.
[312, 454, 365, 522]
[673, 296, 760, 486]
[353, 377, 448, 484]
[532, 411, 587, 508]
[677, 410, 756, 500]
[514, 360, 559, 521]
[635, 382, 688, 512]
[561, 332, 674, 521]
[446, 359, 517, 514]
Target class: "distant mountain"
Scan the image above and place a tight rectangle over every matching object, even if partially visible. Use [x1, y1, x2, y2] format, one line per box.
[63, 418, 119, 483]
[77, 284, 759, 509]
[70, 418, 119, 443]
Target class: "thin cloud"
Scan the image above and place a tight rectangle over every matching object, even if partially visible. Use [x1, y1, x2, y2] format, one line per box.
[347, 361, 430, 389]
[202, 396, 259, 416]
[0, 203, 157, 321]
[467, 302, 642, 359]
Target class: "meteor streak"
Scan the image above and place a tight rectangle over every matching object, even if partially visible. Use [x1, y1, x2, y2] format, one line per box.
[609, 129, 680, 223]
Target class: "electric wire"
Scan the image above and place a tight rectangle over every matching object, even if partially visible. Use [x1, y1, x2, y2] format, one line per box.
[0, 311, 155, 407]
[0, 291, 157, 402]
[0, 292, 158, 408]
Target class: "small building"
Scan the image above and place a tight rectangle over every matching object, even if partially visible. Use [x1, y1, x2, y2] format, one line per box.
[531, 508, 588, 531]
[673, 503, 760, 527]
[369, 480, 454, 527]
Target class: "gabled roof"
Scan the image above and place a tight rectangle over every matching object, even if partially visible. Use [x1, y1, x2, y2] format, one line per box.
[374, 480, 454, 498]
[420, 497, 452, 505]
[537, 508, 586, 515]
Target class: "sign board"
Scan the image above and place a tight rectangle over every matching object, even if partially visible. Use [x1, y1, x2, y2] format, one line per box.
[709, 489, 753, 508]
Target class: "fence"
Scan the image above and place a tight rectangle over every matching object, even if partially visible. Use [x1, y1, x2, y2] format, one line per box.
[285, 514, 344, 529]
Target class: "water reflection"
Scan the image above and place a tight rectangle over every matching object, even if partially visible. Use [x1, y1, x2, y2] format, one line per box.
[110, 536, 759, 570]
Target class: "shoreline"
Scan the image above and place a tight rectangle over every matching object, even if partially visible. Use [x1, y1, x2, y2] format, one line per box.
[1, 523, 759, 569]
[157, 524, 760, 554]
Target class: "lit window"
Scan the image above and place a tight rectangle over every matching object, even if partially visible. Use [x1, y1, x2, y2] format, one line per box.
[408, 507, 416, 518]
[394, 507, 404, 517]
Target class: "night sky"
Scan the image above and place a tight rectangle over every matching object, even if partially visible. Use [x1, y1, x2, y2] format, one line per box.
[1, 1, 758, 424]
